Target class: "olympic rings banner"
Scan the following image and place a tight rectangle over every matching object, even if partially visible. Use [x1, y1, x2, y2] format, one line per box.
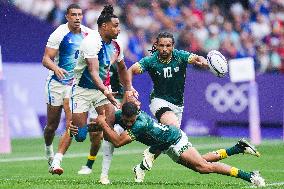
[181, 70, 284, 131]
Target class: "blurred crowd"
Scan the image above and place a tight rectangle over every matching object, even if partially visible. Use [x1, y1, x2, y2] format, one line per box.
[11, 0, 284, 74]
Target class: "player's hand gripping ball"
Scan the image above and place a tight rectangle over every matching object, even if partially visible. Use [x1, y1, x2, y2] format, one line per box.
[207, 50, 228, 77]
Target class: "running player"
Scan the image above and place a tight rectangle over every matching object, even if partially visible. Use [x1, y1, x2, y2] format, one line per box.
[42, 4, 92, 169]
[77, 64, 124, 185]
[50, 4, 136, 176]
[88, 102, 265, 187]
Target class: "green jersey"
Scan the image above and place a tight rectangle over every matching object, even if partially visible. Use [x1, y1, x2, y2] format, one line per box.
[138, 49, 194, 106]
[115, 110, 182, 151]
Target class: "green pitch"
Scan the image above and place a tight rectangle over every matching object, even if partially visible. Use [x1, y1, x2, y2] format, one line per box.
[0, 137, 283, 189]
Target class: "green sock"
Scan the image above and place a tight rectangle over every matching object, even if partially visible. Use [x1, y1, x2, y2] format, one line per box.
[230, 167, 252, 182]
[226, 145, 242, 156]
[86, 155, 96, 169]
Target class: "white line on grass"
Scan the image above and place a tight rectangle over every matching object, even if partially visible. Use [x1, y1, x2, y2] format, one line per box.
[0, 142, 233, 163]
[245, 181, 284, 188]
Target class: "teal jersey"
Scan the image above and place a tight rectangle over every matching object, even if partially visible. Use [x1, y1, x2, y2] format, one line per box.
[115, 110, 182, 151]
[138, 49, 194, 106]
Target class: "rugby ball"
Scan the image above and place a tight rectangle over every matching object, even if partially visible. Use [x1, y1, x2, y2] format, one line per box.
[207, 50, 228, 77]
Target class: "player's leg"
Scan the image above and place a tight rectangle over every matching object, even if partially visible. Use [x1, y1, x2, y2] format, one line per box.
[202, 138, 260, 162]
[44, 79, 66, 166]
[96, 103, 115, 185]
[140, 98, 180, 172]
[44, 104, 62, 166]
[178, 147, 265, 187]
[51, 95, 73, 175]
[78, 131, 102, 175]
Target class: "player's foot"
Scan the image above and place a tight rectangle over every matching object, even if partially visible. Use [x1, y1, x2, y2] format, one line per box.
[49, 159, 63, 175]
[236, 138, 260, 157]
[99, 175, 110, 185]
[142, 148, 155, 170]
[133, 165, 145, 183]
[250, 171, 265, 187]
[78, 166, 92, 175]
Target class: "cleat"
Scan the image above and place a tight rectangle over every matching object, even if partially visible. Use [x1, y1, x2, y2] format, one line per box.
[133, 165, 145, 183]
[142, 148, 155, 170]
[78, 166, 92, 175]
[50, 159, 63, 175]
[236, 138, 260, 157]
[99, 175, 110, 185]
[250, 171, 265, 187]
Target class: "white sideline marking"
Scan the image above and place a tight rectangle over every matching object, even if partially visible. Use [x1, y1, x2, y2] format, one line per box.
[0, 142, 233, 163]
[245, 181, 284, 188]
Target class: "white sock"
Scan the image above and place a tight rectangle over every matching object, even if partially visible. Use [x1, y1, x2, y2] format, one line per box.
[101, 140, 114, 177]
[45, 144, 54, 159]
[54, 153, 63, 162]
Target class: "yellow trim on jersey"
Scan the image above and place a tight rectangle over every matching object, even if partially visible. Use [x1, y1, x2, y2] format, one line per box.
[188, 53, 198, 64]
[216, 149, 228, 159]
[136, 63, 143, 74]
[88, 155, 96, 161]
[127, 129, 136, 141]
[230, 167, 239, 177]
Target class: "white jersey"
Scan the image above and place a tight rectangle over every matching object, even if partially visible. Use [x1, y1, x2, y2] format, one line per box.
[46, 23, 93, 85]
[74, 30, 124, 89]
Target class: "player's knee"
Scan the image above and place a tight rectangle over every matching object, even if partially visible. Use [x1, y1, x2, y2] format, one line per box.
[74, 125, 88, 142]
[195, 162, 213, 174]
[44, 125, 57, 133]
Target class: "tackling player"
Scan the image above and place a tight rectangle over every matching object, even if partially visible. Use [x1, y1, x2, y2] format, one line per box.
[83, 102, 265, 187]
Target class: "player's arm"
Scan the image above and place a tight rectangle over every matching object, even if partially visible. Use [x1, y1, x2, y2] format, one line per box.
[117, 59, 132, 91]
[42, 47, 68, 80]
[96, 111, 133, 147]
[128, 62, 143, 81]
[86, 57, 119, 108]
[188, 54, 209, 69]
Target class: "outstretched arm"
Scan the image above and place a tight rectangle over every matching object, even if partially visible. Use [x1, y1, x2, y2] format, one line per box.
[128, 62, 143, 82]
[96, 111, 133, 147]
[189, 55, 209, 69]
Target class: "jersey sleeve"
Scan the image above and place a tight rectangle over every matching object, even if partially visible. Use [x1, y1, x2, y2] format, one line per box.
[46, 25, 65, 49]
[137, 56, 151, 73]
[116, 40, 124, 62]
[177, 50, 198, 65]
[80, 33, 102, 59]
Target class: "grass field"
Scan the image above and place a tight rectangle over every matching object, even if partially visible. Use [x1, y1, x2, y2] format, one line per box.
[0, 136, 283, 189]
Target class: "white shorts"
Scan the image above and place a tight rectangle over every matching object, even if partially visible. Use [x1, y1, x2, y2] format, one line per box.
[164, 131, 192, 162]
[71, 85, 110, 113]
[45, 78, 72, 106]
[149, 98, 184, 127]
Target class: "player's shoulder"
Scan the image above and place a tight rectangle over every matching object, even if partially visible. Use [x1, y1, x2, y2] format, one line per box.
[80, 30, 102, 49]
[139, 53, 157, 63]
[173, 49, 190, 56]
[80, 25, 93, 34]
[51, 23, 69, 36]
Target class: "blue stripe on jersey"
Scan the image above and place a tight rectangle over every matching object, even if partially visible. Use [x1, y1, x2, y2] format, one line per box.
[53, 32, 84, 85]
[78, 42, 118, 89]
[47, 78, 53, 104]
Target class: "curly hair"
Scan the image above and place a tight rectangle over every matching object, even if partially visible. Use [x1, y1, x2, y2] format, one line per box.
[97, 4, 118, 27]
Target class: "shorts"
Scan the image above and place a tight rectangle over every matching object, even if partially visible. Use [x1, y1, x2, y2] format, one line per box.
[71, 85, 110, 113]
[163, 131, 192, 162]
[45, 78, 72, 106]
[149, 98, 184, 127]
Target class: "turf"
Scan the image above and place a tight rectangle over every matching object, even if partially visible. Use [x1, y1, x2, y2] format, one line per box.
[0, 137, 283, 189]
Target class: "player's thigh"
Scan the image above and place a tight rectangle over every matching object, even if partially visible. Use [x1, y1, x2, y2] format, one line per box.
[95, 103, 115, 126]
[72, 112, 88, 127]
[45, 79, 67, 106]
[47, 104, 63, 126]
[179, 147, 209, 171]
